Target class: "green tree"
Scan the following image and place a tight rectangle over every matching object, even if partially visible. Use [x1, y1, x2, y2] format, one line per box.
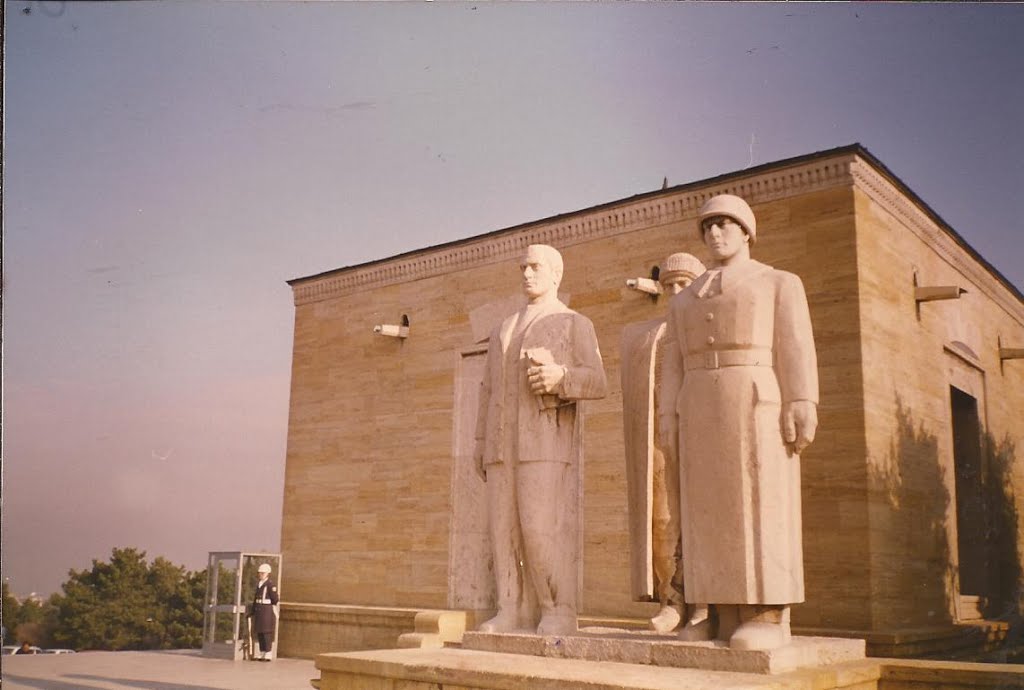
[13, 596, 58, 647]
[49, 547, 206, 651]
[2, 580, 18, 644]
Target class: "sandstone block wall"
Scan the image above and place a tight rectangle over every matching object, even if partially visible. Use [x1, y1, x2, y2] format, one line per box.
[852, 164, 1024, 633]
[280, 147, 1024, 652]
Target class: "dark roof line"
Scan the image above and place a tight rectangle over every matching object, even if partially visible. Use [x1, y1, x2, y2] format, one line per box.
[287, 143, 1022, 304]
[852, 145, 1022, 303]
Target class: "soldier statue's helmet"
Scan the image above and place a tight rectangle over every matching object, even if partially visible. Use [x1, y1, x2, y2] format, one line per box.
[697, 194, 757, 244]
[659, 253, 707, 285]
[257, 563, 272, 574]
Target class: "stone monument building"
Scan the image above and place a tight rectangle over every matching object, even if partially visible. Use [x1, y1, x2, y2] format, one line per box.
[278, 144, 1024, 659]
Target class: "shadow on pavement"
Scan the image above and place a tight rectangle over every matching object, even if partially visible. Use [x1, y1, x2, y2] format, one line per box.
[3, 675, 224, 690]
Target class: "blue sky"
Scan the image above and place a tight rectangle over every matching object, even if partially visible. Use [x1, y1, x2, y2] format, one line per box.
[3, 1, 1022, 596]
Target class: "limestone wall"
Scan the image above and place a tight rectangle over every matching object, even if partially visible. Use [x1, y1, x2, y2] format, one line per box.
[852, 161, 1024, 633]
[280, 148, 1024, 652]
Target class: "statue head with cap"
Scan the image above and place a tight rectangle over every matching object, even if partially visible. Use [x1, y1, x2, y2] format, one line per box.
[697, 194, 756, 267]
[659, 253, 706, 295]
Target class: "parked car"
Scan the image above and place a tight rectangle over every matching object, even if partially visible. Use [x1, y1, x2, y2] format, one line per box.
[41, 648, 76, 654]
[1, 645, 17, 655]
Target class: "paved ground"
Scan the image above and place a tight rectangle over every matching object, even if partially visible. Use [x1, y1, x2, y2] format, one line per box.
[1, 650, 319, 690]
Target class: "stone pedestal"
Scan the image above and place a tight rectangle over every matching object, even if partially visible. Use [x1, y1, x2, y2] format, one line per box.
[315, 646, 880, 690]
[315, 629, 875, 690]
[463, 630, 866, 675]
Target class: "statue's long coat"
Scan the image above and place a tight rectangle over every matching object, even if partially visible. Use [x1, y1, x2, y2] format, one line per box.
[660, 259, 818, 605]
[620, 317, 669, 602]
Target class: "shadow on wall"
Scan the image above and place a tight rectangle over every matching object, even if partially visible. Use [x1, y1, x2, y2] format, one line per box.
[869, 396, 954, 628]
[979, 432, 1021, 624]
[866, 396, 1023, 660]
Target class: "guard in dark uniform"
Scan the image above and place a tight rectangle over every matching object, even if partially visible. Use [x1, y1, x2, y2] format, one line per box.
[250, 563, 279, 661]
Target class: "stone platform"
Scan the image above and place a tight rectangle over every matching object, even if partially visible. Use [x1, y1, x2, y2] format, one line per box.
[463, 629, 866, 675]
[316, 646, 882, 690]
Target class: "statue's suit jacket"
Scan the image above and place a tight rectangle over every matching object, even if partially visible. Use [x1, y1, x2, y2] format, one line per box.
[475, 298, 607, 466]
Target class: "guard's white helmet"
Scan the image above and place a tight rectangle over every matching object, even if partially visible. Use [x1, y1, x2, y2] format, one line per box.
[698, 194, 757, 244]
[257, 563, 272, 574]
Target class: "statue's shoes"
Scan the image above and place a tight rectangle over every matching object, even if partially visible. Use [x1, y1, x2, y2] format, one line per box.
[729, 621, 790, 651]
[649, 605, 682, 633]
[478, 610, 519, 633]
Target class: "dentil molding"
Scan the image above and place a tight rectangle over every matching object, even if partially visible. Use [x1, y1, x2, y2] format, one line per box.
[291, 156, 856, 306]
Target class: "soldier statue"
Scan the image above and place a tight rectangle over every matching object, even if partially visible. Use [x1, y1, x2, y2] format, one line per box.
[660, 194, 818, 650]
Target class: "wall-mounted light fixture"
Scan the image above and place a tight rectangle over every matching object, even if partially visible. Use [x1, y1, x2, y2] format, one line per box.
[626, 266, 663, 299]
[374, 314, 410, 339]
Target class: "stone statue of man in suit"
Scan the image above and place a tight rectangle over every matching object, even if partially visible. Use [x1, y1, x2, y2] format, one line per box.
[474, 244, 608, 636]
[660, 194, 818, 650]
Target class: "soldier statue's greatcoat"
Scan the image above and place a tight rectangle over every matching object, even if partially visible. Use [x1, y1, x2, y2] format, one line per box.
[660, 194, 818, 650]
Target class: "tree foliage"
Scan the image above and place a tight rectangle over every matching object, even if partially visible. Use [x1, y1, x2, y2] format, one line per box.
[3, 580, 21, 644]
[45, 547, 206, 651]
[3, 580, 58, 647]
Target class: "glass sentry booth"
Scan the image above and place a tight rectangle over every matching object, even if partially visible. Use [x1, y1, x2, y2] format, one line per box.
[202, 551, 282, 660]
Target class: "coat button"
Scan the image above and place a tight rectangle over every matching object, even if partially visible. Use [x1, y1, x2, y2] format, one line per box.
[705, 312, 714, 321]
[706, 336, 715, 345]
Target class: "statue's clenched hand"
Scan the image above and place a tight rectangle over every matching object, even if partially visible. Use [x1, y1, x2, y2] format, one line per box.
[782, 400, 817, 455]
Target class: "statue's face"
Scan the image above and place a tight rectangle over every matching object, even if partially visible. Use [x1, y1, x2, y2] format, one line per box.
[662, 276, 694, 296]
[702, 215, 748, 263]
[521, 247, 558, 300]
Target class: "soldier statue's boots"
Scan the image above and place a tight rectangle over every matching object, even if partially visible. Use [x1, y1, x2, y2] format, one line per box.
[677, 604, 712, 641]
[649, 604, 682, 633]
[729, 621, 790, 650]
[478, 609, 519, 633]
[728, 605, 791, 651]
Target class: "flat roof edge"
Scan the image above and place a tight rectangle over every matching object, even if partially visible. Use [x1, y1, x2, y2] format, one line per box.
[286, 143, 1022, 305]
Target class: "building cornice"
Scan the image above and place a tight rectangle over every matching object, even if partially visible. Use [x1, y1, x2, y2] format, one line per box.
[849, 157, 1024, 325]
[290, 154, 857, 306]
[289, 146, 1023, 328]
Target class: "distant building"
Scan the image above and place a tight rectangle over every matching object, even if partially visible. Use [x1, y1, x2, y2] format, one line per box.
[278, 144, 1023, 658]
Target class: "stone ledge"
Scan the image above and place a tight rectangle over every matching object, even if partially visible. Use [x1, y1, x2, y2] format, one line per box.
[794, 621, 1010, 659]
[279, 603, 460, 659]
[315, 647, 881, 690]
[397, 610, 468, 648]
[282, 602, 424, 621]
[462, 630, 866, 675]
[878, 658, 1024, 688]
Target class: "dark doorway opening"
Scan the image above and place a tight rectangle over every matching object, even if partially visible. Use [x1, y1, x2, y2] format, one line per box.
[950, 386, 988, 597]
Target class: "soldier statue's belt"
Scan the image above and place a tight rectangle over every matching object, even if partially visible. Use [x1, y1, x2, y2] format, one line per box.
[255, 598, 273, 604]
[684, 348, 772, 371]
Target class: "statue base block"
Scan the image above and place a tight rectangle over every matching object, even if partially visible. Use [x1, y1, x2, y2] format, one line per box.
[315, 646, 881, 690]
[463, 629, 866, 675]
